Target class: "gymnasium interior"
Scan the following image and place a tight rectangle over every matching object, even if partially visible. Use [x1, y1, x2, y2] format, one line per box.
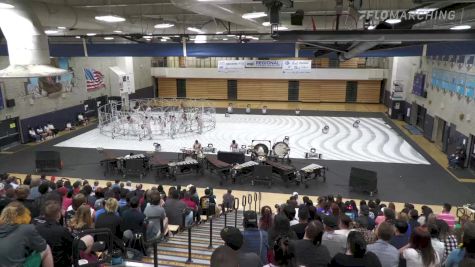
[1, 0, 475, 266]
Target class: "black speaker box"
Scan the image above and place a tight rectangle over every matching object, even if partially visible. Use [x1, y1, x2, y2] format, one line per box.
[217, 151, 245, 164]
[35, 151, 61, 171]
[6, 99, 15, 108]
[349, 167, 378, 194]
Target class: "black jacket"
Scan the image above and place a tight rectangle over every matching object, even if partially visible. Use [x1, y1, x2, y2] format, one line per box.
[34, 218, 74, 267]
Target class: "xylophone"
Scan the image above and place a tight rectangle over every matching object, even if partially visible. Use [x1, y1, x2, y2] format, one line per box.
[231, 161, 259, 184]
[264, 160, 297, 185]
[206, 155, 232, 185]
[298, 163, 327, 187]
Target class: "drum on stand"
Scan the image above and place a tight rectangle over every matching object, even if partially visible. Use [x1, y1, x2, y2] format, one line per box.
[272, 142, 290, 158]
[251, 143, 269, 161]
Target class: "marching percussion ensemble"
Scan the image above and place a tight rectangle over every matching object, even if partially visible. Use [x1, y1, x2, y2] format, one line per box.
[98, 137, 327, 187]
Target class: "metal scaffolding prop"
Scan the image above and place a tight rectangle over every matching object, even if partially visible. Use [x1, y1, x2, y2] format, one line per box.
[98, 98, 216, 141]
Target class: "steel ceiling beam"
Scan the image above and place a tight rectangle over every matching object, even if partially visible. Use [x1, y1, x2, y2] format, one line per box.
[274, 29, 475, 42]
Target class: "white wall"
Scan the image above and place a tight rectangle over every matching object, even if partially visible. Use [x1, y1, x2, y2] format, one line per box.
[392, 56, 475, 137]
[0, 56, 152, 120]
[151, 67, 387, 80]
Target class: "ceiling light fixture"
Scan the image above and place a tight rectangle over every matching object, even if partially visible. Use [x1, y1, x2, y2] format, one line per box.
[223, 38, 228, 41]
[242, 12, 267, 19]
[227, 34, 235, 37]
[194, 35, 207, 44]
[104, 37, 114, 40]
[262, 22, 271, 27]
[0, 3, 14, 9]
[57, 26, 67, 30]
[216, 31, 223, 34]
[44, 30, 59, 34]
[160, 38, 167, 42]
[368, 25, 376, 30]
[86, 33, 97, 36]
[187, 27, 205, 34]
[386, 18, 401, 24]
[450, 24, 471, 30]
[277, 26, 288, 30]
[408, 8, 437, 15]
[154, 23, 175, 29]
[143, 35, 153, 39]
[113, 30, 123, 33]
[95, 15, 126, 23]
[75, 36, 81, 39]
[162, 36, 170, 40]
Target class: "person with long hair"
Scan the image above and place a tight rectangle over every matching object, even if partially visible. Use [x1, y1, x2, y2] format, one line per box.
[259, 206, 274, 232]
[435, 219, 458, 260]
[0, 201, 54, 267]
[401, 226, 440, 267]
[264, 235, 294, 267]
[267, 214, 297, 264]
[69, 204, 93, 234]
[330, 231, 381, 267]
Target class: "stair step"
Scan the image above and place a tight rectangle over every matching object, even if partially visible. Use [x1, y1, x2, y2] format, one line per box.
[160, 242, 216, 251]
[140, 254, 210, 265]
[156, 246, 214, 255]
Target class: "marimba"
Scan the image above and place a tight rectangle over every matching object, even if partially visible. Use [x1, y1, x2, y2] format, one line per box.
[264, 160, 297, 185]
[206, 155, 232, 185]
[231, 161, 259, 184]
[168, 159, 200, 181]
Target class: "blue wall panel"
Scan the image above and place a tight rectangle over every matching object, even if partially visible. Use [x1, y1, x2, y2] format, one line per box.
[0, 45, 7, 56]
[187, 43, 295, 57]
[87, 43, 183, 57]
[427, 41, 475, 56]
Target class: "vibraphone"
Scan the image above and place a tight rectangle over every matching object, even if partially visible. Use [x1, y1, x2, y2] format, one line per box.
[231, 161, 259, 184]
[168, 159, 200, 181]
[264, 160, 297, 185]
[149, 155, 171, 179]
[206, 155, 232, 185]
[298, 163, 326, 188]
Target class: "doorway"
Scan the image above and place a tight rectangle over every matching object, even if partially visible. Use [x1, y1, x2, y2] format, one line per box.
[434, 117, 446, 150]
[415, 105, 426, 130]
[469, 135, 475, 172]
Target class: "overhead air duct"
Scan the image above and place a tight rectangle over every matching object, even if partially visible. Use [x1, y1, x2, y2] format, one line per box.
[170, 0, 268, 33]
[0, 0, 66, 78]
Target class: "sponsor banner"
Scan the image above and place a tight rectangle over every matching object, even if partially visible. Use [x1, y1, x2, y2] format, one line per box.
[218, 60, 245, 72]
[282, 60, 312, 73]
[218, 60, 312, 72]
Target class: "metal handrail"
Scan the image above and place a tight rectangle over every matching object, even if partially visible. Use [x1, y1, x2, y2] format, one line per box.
[233, 197, 240, 227]
[182, 209, 192, 264]
[242, 195, 247, 213]
[253, 192, 258, 213]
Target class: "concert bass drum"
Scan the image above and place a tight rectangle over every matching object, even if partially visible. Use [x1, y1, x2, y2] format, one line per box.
[251, 143, 269, 161]
[272, 142, 290, 158]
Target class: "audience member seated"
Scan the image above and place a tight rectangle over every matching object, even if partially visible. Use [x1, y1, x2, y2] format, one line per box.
[222, 189, 234, 211]
[353, 217, 377, 245]
[164, 188, 192, 228]
[268, 213, 298, 257]
[400, 226, 440, 267]
[0, 202, 54, 267]
[241, 210, 268, 264]
[213, 226, 261, 267]
[143, 191, 168, 239]
[259, 206, 274, 232]
[200, 188, 217, 217]
[121, 196, 146, 240]
[46, 122, 59, 136]
[29, 127, 42, 142]
[436, 203, 456, 229]
[35, 125, 48, 140]
[435, 219, 458, 260]
[95, 198, 122, 239]
[358, 205, 375, 230]
[335, 214, 352, 238]
[367, 221, 399, 267]
[390, 219, 410, 249]
[428, 222, 445, 263]
[78, 113, 88, 126]
[65, 121, 75, 131]
[329, 231, 382, 267]
[34, 200, 74, 267]
[445, 221, 475, 267]
[322, 215, 347, 257]
[289, 220, 331, 267]
[448, 147, 466, 169]
[290, 206, 309, 239]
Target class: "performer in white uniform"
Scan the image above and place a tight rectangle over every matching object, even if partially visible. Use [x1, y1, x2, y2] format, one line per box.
[144, 116, 152, 140]
[169, 115, 177, 139]
[193, 140, 202, 153]
[196, 115, 203, 134]
[230, 140, 239, 152]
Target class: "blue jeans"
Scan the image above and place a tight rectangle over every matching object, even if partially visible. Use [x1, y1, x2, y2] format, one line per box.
[185, 211, 194, 227]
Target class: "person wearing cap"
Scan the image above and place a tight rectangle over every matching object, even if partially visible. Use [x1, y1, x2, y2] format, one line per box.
[445, 221, 475, 267]
[367, 222, 399, 267]
[241, 210, 268, 264]
[215, 226, 262, 267]
[289, 220, 331, 267]
[322, 215, 348, 257]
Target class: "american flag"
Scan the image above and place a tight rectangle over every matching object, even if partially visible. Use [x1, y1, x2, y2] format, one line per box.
[84, 68, 105, 91]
